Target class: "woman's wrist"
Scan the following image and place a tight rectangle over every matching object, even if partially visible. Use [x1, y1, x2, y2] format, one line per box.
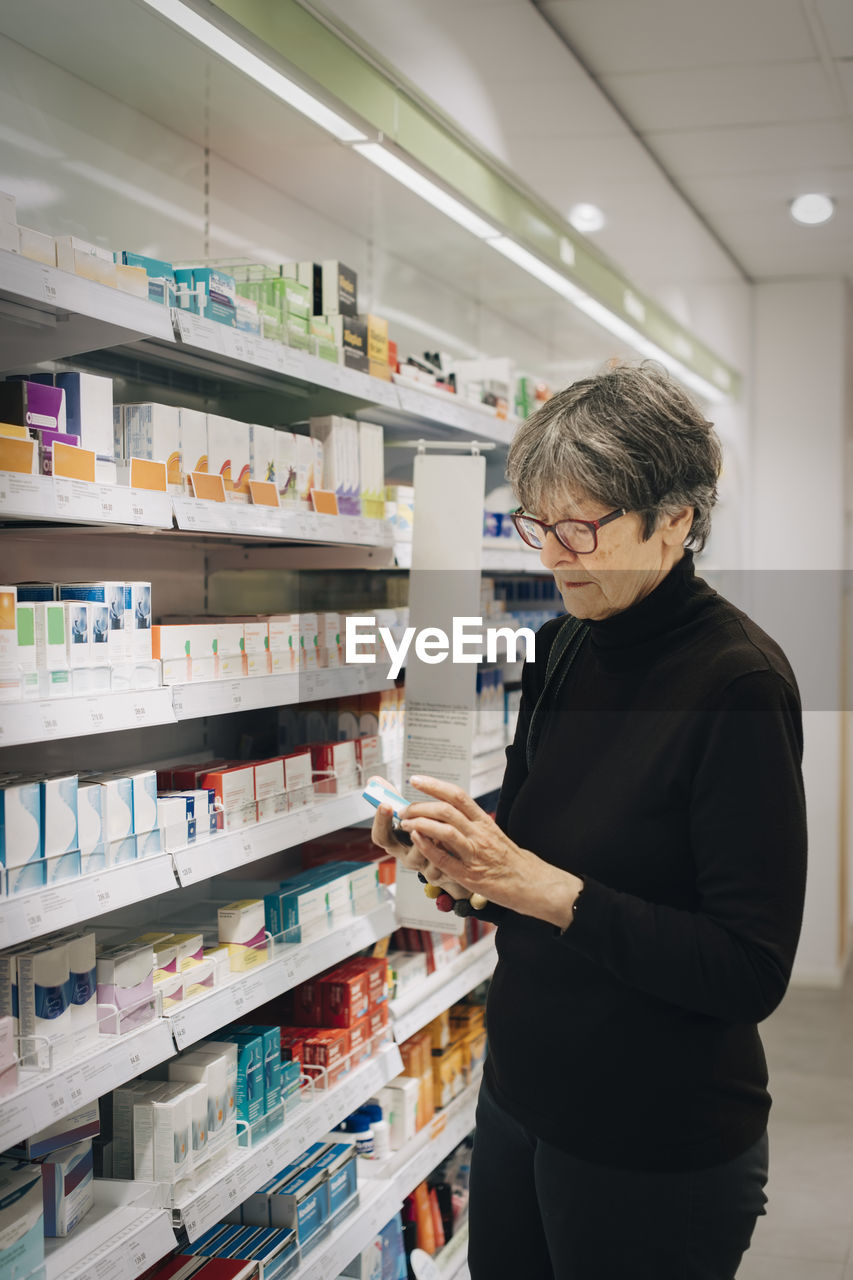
[519, 860, 584, 930]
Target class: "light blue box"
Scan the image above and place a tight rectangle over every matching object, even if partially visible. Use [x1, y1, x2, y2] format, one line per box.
[129, 771, 157, 834]
[39, 777, 78, 859]
[46, 851, 81, 884]
[0, 1159, 44, 1280]
[0, 781, 41, 869]
[77, 784, 104, 858]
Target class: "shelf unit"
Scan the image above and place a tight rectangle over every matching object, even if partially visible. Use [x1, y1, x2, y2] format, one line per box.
[0, 247, 513, 1280]
[0, 789, 383, 948]
[0, 900, 395, 1152]
[292, 1070, 481, 1280]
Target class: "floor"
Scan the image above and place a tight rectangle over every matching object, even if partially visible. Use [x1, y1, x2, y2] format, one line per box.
[737, 967, 853, 1279]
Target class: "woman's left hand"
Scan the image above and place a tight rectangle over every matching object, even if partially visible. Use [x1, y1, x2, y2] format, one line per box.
[400, 775, 582, 926]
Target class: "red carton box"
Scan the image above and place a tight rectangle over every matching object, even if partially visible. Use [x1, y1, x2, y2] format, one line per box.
[367, 1001, 390, 1044]
[319, 965, 369, 1027]
[279, 1026, 313, 1064]
[292, 977, 325, 1028]
[348, 1013, 373, 1065]
[303, 1027, 351, 1087]
[344, 955, 387, 1008]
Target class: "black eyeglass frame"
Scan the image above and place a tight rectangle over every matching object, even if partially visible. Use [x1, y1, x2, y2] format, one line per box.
[511, 505, 627, 554]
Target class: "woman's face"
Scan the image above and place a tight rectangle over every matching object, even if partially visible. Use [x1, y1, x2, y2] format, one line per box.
[534, 492, 690, 621]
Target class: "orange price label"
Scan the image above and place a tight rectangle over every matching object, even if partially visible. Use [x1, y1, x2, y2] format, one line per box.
[309, 488, 339, 515]
[189, 471, 226, 502]
[129, 457, 167, 491]
[249, 480, 279, 508]
[54, 442, 95, 482]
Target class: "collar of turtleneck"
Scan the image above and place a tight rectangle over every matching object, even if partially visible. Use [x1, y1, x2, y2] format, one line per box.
[584, 550, 707, 651]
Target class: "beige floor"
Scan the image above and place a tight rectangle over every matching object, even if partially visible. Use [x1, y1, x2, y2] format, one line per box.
[737, 967, 853, 1279]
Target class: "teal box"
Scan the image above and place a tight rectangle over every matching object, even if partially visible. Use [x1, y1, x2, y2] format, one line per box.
[203, 298, 235, 326]
[237, 1026, 281, 1115]
[310, 1143, 357, 1213]
[119, 251, 175, 281]
[210, 1031, 264, 1126]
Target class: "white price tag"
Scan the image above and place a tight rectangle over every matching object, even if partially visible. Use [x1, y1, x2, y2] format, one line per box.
[171, 1018, 189, 1051]
[229, 682, 243, 708]
[90, 876, 113, 914]
[131, 700, 148, 725]
[86, 698, 107, 732]
[232, 986, 246, 1013]
[183, 1187, 226, 1242]
[0, 1099, 33, 1149]
[39, 702, 62, 737]
[176, 856, 196, 884]
[41, 269, 58, 303]
[45, 1076, 69, 1118]
[97, 485, 116, 521]
[67, 1075, 85, 1109]
[240, 831, 254, 859]
[222, 1173, 241, 1209]
[25, 904, 45, 934]
[54, 476, 73, 516]
[127, 1237, 151, 1277]
[126, 1046, 144, 1074]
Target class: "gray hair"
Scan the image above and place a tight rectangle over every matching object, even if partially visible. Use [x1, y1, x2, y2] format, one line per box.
[506, 361, 722, 552]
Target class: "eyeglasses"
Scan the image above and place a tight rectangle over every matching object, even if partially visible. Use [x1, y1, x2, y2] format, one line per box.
[511, 505, 627, 554]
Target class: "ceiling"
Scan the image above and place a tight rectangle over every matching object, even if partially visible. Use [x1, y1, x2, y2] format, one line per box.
[309, 0, 853, 292]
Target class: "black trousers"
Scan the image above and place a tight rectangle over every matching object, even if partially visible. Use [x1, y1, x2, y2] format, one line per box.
[468, 1079, 769, 1280]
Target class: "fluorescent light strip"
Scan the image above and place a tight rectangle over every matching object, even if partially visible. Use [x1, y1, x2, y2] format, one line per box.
[354, 143, 498, 240]
[488, 237, 728, 403]
[138, 0, 367, 143]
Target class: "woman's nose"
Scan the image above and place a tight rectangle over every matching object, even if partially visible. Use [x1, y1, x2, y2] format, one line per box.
[539, 529, 578, 569]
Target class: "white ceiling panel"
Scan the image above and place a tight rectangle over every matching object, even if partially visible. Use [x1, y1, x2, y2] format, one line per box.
[648, 119, 853, 177]
[684, 167, 853, 216]
[538, 0, 815, 73]
[708, 212, 853, 278]
[834, 61, 853, 114]
[602, 62, 839, 133]
[814, 0, 853, 57]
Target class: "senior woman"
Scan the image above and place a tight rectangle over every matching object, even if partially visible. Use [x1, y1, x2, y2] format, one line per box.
[371, 362, 806, 1280]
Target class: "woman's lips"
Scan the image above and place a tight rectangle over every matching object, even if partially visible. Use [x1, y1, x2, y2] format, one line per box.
[560, 581, 591, 589]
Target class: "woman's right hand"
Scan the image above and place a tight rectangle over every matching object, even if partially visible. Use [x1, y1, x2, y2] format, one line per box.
[370, 780, 471, 902]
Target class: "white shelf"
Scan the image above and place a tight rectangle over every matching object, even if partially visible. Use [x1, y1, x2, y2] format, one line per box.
[0, 663, 394, 748]
[0, 687, 177, 748]
[167, 898, 396, 1050]
[390, 936, 496, 1042]
[0, 854, 177, 949]
[44, 1185, 176, 1280]
[172, 496, 393, 547]
[173, 790, 375, 887]
[171, 663, 394, 721]
[0, 1018, 175, 1153]
[0, 250, 175, 368]
[175, 1043, 404, 1241]
[0, 472, 173, 529]
[298, 1073, 481, 1280]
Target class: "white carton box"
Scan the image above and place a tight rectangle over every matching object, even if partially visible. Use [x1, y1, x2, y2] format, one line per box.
[40, 776, 78, 858]
[55, 236, 116, 286]
[18, 942, 72, 1060]
[250, 424, 276, 484]
[64, 932, 97, 1031]
[123, 403, 181, 484]
[55, 372, 113, 457]
[178, 407, 208, 476]
[274, 430, 298, 502]
[100, 776, 134, 842]
[127, 582, 152, 660]
[0, 780, 41, 869]
[128, 770, 157, 834]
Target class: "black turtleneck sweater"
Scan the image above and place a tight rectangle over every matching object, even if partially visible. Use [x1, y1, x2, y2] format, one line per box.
[484, 552, 807, 1171]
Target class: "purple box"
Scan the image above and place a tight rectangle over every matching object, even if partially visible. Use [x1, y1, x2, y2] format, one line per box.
[0, 380, 65, 431]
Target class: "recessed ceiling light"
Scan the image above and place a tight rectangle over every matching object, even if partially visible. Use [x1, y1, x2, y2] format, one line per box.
[789, 193, 835, 226]
[568, 202, 605, 233]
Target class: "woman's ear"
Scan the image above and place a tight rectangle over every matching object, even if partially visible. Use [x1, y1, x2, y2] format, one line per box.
[660, 506, 694, 545]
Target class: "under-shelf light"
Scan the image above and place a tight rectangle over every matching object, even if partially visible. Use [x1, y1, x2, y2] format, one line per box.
[353, 143, 498, 240]
[137, 0, 367, 143]
[488, 237, 729, 403]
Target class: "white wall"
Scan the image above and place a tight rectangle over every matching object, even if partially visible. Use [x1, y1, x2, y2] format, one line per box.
[751, 279, 852, 985]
